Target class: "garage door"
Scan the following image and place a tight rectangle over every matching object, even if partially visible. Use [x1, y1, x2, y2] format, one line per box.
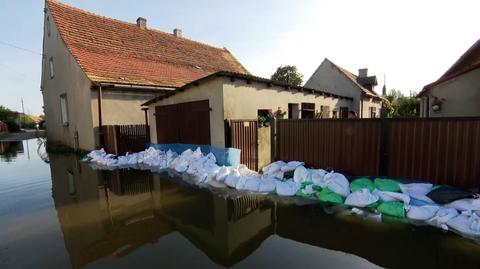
[155, 100, 211, 144]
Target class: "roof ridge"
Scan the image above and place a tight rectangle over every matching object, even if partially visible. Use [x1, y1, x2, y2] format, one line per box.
[46, 0, 233, 53]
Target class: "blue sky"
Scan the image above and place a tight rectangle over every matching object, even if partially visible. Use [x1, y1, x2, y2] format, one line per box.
[0, 0, 479, 115]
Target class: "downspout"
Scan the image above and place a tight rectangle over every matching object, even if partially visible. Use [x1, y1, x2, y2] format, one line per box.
[360, 97, 364, 118]
[98, 85, 103, 148]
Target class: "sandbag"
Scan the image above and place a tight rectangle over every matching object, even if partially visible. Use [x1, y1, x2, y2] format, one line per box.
[427, 185, 477, 204]
[427, 207, 459, 229]
[276, 180, 300, 196]
[262, 161, 286, 175]
[345, 189, 379, 207]
[399, 183, 435, 204]
[280, 161, 304, 172]
[445, 198, 480, 212]
[293, 166, 311, 183]
[373, 189, 410, 204]
[350, 178, 375, 192]
[377, 201, 406, 218]
[317, 188, 344, 204]
[323, 172, 350, 197]
[311, 169, 327, 186]
[296, 183, 316, 200]
[374, 178, 401, 192]
[406, 205, 439, 221]
[243, 176, 261, 192]
[225, 170, 241, 188]
[235, 176, 248, 190]
[215, 166, 231, 182]
[258, 176, 277, 193]
[447, 212, 480, 237]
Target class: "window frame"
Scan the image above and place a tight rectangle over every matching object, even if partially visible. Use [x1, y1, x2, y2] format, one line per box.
[60, 94, 69, 127]
[49, 57, 55, 79]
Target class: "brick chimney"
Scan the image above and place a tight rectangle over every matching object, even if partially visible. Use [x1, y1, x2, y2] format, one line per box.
[173, 28, 182, 38]
[358, 68, 368, 78]
[136, 17, 147, 29]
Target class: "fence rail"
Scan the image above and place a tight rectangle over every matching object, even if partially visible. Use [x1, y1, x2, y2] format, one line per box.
[102, 124, 150, 155]
[276, 118, 480, 188]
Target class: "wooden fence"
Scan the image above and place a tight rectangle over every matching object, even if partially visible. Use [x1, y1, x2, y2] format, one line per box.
[102, 124, 150, 155]
[230, 120, 258, 171]
[275, 118, 480, 188]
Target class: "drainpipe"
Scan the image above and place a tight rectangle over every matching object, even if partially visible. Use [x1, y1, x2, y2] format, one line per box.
[142, 107, 149, 126]
[98, 85, 103, 148]
[141, 107, 150, 144]
[360, 97, 364, 118]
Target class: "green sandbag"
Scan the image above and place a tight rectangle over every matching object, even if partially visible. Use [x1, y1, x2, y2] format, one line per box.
[377, 201, 405, 218]
[296, 182, 316, 200]
[350, 178, 375, 192]
[312, 185, 322, 191]
[316, 188, 344, 204]
[374, 178, 401, 192]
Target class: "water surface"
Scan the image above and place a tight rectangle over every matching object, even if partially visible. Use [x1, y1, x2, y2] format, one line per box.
[1, 139, 480, 269]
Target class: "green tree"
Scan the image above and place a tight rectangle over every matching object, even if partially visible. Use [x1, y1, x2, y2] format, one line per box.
[271, 65, 303, 86]
[0, 106, 20, 131]
[385, 89, 420, 117]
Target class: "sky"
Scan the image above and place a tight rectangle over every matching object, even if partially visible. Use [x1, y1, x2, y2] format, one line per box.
[0, 0, 478, 116]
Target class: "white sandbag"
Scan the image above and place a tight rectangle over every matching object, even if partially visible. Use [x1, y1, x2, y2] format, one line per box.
[406, 205, 440, 220]
[427, 207, 459, 230]
[271, 170, 285, 179]
[243, 176, 261, 192]
[447, 212, 480, 237]
[345, 189, 379, 207]
[400, 183, 434, 204]
[280, 161, 305, 172]
[225, 170, 241, 188]
[293, 166, 311, 183]
[216, 166, 231, 182]
[235, 176, 248, 190]
[311, 169, 327, 186]
[373, 189, 411, 204]
[275, 180, 300, 196]
[262, 161, 286, 175]
[445, 198, 480, 212]
[258, 176, 277, 193]
[323, 172, 350, 197]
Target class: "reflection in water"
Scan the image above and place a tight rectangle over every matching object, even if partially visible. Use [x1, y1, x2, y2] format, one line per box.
[0, 141, 24, 162]
[45, 154, 480, 269]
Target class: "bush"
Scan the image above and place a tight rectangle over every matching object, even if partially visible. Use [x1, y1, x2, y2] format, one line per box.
[3, 119, 19, 132]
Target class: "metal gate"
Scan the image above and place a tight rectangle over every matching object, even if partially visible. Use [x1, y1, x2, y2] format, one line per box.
[230, 120, 258, 171]
[155, 100, 211, 144]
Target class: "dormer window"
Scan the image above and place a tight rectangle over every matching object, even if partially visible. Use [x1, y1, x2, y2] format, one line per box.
[49, 57, 54, 79]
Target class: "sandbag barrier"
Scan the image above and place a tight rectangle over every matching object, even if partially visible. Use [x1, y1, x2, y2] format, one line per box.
[84, 147, 480, 240]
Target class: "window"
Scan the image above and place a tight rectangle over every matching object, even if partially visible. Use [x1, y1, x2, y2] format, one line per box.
[49, 57, 55, 79]
[301, 103, 315, 119]
[340, 107, 349, 118]
[332, 111, 338, 118]
[46, 16, 51, 37]
[370, 107, 377, 118]
[320, 105, 330, 118]
[288, 103, 299, 119]
[60, 94, 69, 126]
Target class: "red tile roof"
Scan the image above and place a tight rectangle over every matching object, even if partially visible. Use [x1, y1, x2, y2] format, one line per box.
[420, 39, 480, 96]
[46, 0, 249, 88]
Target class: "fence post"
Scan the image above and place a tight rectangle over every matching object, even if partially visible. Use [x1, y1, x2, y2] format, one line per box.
[378, 118, 390, 176]
[113, 125, 119, 155]
[271, 118, 277, 161]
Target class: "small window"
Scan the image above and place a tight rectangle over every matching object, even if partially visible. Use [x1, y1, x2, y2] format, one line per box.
[46, 16, 51, 37]
[288, 103, 299, 119]
[340, 107, 349, 118]
[332, 111, 338, 118]
[301, 103, 315, 119]
[60, 94, 69, 126]
[320, 105, 330, 118]
[370, 107, 377, 118]
[49, 57, 55, 79]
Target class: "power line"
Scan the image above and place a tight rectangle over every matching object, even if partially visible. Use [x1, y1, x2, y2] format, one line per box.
[0, 40, 43, 56]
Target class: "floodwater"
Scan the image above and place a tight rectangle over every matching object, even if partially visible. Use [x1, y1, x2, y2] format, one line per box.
[1, 139, 480, 269]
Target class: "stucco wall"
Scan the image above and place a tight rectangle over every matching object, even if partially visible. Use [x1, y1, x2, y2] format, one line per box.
[361, 98, 382, 118]
[421, 68, 480, 117]
[147, 78, 225, 147]
[222, 78, 352, 120]
[41, 6, 95, 150]
[304, 60, 362, 113]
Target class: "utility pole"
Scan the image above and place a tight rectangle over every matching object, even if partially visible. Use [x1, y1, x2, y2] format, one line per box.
[21, 98, 25, 129]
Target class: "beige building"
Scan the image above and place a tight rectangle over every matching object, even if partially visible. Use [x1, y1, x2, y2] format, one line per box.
[143, 71, 353, 148]
[419, 39, 480, 117]
[40, 0, 248, 151]
[304, 59, 383, 118]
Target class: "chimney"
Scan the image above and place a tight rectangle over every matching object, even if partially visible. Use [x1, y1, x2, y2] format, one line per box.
[136, 17, 147, 29]
[358, 68, 368, 78]
[173, 28, 182, 38]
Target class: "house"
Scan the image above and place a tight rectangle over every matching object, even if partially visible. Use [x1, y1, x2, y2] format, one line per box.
[40, 0, 248, 151]
[142, 71, 353, 148]
[304, 59, 383, 118]
[418, 39, 480, 117]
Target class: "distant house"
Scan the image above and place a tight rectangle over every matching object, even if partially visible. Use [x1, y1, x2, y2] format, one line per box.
[304, 59, 383, 118]
[418, 39, 480, 117]
[41, 0, 249, 151]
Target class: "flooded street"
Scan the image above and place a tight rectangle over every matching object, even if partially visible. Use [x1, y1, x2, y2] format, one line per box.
[1, 139, 480, 269]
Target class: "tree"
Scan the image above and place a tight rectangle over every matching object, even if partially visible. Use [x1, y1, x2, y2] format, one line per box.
[385, 89, 420, 117]
[270, 65, 303, 86]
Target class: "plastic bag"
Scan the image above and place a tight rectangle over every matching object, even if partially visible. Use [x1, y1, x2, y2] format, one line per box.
[323, 172, 350, 197]
[316, 188, 344, 204]
[311, 169, 327, 186]
[258, 176, 277, 193]
[225, 170, 241, 188]
[262, 161, 287, 175]
[447, 212, 480, 237]
[276, 180, 300, 196]
[427, 185, 477, 204]
[243, 176, 261, 192]
[293, 166, 311, 183]
[373, 189, 411, 205]
[374, 178, 401, 192]
[377, 201, 406, 218]
[350, 178, 375, 192]
[427, 207, 459, 230]
[345, 189, 379, 207]
[445, 198, 480, 212]
[406, 205, 439, 221]
[280, 161, 304, 172]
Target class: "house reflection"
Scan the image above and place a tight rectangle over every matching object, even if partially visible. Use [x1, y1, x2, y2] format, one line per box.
[0, 141, 24, 162]
[49, 155, 274, 269]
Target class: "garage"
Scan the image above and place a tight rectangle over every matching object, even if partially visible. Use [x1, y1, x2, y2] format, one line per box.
[154, 100, 211, 144]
